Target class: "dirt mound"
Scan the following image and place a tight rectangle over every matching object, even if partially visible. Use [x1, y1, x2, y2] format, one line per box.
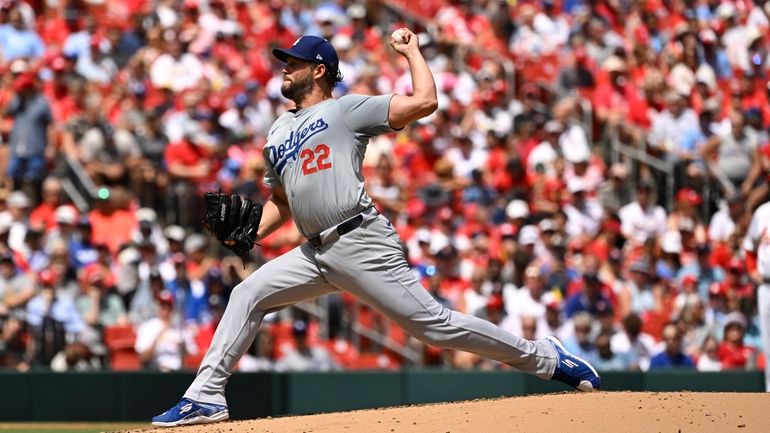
[133, 392, 770, 433]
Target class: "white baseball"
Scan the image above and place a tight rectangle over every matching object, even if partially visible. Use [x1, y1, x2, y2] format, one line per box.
[391, 28, 408, 44]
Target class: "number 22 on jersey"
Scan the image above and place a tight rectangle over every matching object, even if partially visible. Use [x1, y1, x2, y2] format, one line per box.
[301, 144, 332, 175]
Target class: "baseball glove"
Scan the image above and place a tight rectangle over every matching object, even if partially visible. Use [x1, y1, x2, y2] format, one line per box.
[203, 192, 263, 262]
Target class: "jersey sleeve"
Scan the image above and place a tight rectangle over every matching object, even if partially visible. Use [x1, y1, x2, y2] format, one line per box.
[339, 94, 396, 137]
[262, 146, 282, 187]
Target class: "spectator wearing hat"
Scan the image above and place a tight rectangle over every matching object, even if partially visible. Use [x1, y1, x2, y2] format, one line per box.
[677, 243, 724, 301]
[527, 120, 562, 178]
[44, 205, 79, 251]
[75, 265, 126, 355]
[537, 291, 569, 341]
[167, 250, 210, 327]
[656, 230, 683, 282]
[564, 269, 613, 319]
[67, 217, 99, 271]
[75, 36, 118, 84]
[714, 258, 754, 311]
[619, 179, 667, 246]
[698, 29, 732, 80]
[276, 319, 339, 372]
[157, 225, 186, 281]
[674, 274, 703, 316]
[3, 71, 52, 200]
[718, 312, 757, 370]
[218, 92, 265, 145]
[2, 191, 31, 256]
[627, 259, 657, 315]
[649, 323, 695, 370]
[131, 208, 169, 258]
[135, 291, 198, 371]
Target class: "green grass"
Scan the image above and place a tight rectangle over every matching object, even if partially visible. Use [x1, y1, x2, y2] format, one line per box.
[0, 423, 148, 433]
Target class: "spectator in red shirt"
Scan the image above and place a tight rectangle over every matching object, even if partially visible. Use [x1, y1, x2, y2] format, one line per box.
[28, 177, 64, 231]
[718, 312, 757, 370]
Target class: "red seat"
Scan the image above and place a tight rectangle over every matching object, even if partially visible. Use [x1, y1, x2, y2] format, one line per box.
[344, 352, 400, 370]
[184, 352, 204, 370]
[104, 325, 140, 371]
[103, 324, 136, 351]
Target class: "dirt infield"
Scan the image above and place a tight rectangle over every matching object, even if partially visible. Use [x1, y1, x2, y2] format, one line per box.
[129, 392, 770, 433]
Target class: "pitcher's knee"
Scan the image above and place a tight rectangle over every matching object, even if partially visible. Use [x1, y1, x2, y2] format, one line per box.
[229, 281, 271, 311]
[405, 309, 456, 347]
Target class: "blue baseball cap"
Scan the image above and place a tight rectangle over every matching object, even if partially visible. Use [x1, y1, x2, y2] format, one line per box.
[273, 36, 342, 81]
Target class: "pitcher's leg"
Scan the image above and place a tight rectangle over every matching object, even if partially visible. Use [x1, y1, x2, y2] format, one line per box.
[758, 285, 770, 392]
[185, 244, 337, 405]
[320, 217, 557, 378]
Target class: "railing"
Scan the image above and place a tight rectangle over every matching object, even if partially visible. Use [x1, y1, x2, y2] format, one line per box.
[60, 156, 99, 213]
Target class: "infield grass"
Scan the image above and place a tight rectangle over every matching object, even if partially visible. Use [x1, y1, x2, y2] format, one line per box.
[0, 422, 148, 433]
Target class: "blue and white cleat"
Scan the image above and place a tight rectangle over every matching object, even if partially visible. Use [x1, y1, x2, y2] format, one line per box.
[152, 398, 229, 427]
[545, 336, 601, 392]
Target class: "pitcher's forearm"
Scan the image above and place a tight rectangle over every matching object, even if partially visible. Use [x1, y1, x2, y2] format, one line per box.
[256, 193, 292, 242]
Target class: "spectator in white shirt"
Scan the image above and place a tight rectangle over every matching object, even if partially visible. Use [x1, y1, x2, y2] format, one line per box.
[619, 179, 667, 246]
[708, 193, 744, 243]
[610, 313, 656, 371]
[564, 178, 604, 238]
[648, 91, 699, 158]
[150, 31, 203, 92]
[135, 291, 197, 371]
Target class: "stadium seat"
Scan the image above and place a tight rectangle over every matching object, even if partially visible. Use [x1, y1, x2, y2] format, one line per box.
[103, 325, 140, 371]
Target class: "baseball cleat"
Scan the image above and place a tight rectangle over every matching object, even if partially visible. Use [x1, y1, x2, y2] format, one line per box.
[152, 398, 229, 427]
[545, 336, 601, 392]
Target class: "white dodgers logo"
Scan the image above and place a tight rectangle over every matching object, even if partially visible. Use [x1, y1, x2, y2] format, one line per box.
[267, 118, 329, 175]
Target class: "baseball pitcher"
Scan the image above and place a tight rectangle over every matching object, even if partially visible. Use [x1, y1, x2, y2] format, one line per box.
[152, 30, 600, 427]
[744, 193, 770, 392]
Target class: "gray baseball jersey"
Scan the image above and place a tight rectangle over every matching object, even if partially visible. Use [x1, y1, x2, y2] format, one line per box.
[183, 94, 560, 407]
[263, 94, 393, 236]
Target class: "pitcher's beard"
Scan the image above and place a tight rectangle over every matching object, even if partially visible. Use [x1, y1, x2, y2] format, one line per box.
[281, 74, 314, 105]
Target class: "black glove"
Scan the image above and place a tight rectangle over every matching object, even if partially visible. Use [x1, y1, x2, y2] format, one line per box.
[203, 192, 263, 262]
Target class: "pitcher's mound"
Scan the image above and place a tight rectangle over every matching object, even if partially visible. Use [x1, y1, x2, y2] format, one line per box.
[134, 392, 770, 433]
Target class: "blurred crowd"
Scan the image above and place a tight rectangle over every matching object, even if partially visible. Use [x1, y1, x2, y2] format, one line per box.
[0, 0, 770, 375]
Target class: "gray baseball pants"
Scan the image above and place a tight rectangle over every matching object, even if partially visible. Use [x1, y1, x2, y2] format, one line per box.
[759, 284, 770, 392]
[184, 208, 558, 405]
